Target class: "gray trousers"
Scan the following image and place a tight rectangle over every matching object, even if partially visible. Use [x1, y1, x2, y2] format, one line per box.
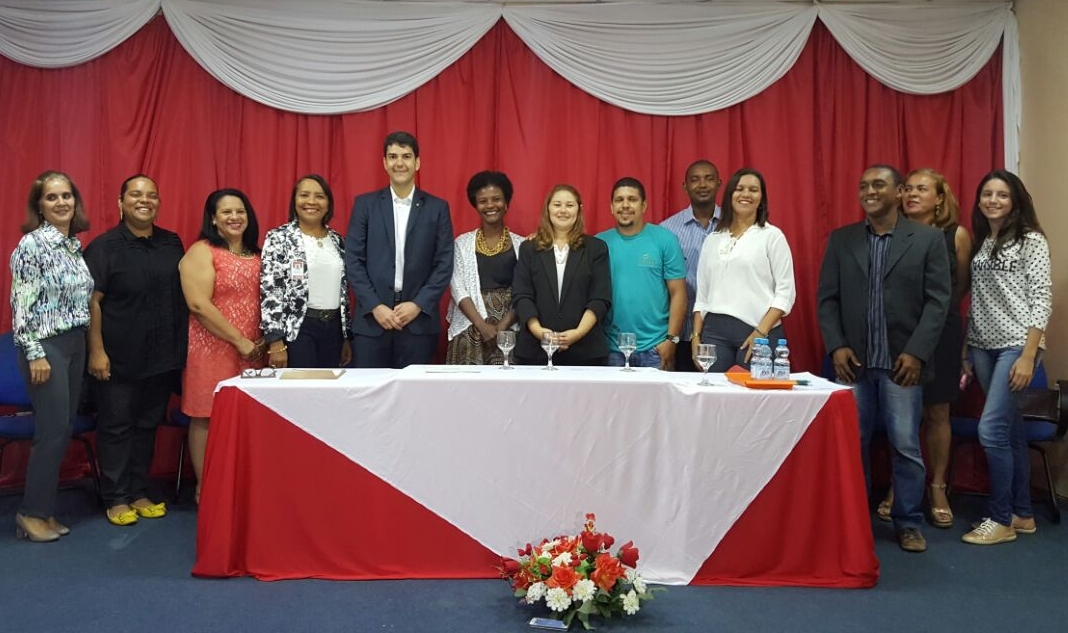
[17, 327, 86, 519]
[700, 312, 785, 372]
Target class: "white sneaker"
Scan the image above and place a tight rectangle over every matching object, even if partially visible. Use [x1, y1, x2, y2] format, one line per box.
[962, 518, 1016, 545]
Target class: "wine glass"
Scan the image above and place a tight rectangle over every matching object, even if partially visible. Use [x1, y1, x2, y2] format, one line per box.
[618, 332, 637, 372]
[541, 331, 559, 370]
[696, 343, 717, 386]
[496, 330, 515, 370]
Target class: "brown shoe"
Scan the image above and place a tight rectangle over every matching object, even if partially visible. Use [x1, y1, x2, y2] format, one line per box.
[970, 515, 1037, 535]
[1011, 515, 1037, 534]
[898, 527, 927, 552]
[962, 518, 1016, 545]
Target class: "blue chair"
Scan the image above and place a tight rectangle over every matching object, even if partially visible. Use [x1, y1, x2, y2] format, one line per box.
[950, 362, 1068, 523]
[164, 406, 191, 499]
[0, 331, 102, 503]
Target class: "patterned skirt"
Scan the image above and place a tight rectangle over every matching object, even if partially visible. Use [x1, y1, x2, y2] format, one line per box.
[445, 287, 513, 365]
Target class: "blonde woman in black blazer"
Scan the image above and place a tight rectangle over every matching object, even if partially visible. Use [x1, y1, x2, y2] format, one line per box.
[512, 184, 612, 366]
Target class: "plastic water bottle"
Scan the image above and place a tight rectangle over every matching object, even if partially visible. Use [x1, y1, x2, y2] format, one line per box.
[773, 339, 791, 380]
[750, 338, 773, 380]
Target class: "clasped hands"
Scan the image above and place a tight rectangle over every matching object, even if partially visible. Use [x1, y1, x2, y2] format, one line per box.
[373, 302, 421, 330]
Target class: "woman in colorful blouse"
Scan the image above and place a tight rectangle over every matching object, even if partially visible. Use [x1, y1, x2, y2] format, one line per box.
[9, 170, 94, 542]
[445, 171, 525, 364]
[260, 175, 351, 369]
[961, 170, 1052, 545]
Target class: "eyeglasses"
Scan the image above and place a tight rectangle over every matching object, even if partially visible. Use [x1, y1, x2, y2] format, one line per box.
[241, 368, 277, 379]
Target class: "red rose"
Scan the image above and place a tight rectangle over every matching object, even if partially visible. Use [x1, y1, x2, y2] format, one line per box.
[498, 557, 521, 578]
[518, 543, 533, 557]
[545, 564, 581, 592]
[602, 534, 615, 550]
[581, 531, 605, 554]
[590, 553, 625, 592]
[617, 540, 639, 568]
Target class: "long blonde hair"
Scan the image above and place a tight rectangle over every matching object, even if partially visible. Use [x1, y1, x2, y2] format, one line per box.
[533, 184, 586, 250]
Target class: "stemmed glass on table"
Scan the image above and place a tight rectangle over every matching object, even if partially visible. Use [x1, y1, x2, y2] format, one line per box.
[695, 343, 717, 386]
[497, 330, 515, 369]
[618, 332, 637, 372]
[541, 331, 559, 370]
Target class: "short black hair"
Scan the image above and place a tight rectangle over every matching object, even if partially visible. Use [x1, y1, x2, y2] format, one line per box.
[383, 131, 419, 158]
[466, 171, 514, 207]
[611, 176, 646, 201]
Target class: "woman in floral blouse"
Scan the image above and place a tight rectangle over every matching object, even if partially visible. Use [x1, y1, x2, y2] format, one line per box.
[9, 170, 94, 542]
[260, 175, 351, 369]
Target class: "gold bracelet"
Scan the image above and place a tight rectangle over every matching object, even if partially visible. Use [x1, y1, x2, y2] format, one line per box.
[268, 345, 287, 355]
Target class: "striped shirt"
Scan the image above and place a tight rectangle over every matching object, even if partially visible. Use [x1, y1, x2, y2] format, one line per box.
[10, 223, 94, 360]
[865, 224, 894, 370]
[660, 205, 720, 340]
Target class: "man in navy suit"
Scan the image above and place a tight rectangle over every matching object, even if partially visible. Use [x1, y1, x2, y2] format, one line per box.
[344, 131, 454, 368]
[817, 164, 950, 553]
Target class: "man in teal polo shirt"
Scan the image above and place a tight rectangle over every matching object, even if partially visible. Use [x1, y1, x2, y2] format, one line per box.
[597, 177, 687, 370]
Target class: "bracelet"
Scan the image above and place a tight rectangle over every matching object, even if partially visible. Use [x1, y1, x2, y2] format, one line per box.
[754, 328, 768, 338]
[268, 345, 287, 355]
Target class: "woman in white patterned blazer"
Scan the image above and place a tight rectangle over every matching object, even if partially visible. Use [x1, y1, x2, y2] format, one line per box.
[445, 171, 526, 364]
[260, 174, 352, 368]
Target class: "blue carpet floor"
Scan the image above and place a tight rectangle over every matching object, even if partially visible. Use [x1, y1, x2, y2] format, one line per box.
[3, 483, 1067, 632]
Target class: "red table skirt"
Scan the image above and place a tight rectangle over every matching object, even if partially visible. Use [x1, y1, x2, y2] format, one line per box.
[194, 388, 877, 587]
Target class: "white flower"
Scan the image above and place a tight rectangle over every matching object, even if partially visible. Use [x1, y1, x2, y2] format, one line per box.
[625, 568, 647, 594]
[545, 587, 572, 612]
[540, 541, 558, 557]
[572, 579, 596, 602]
[526, 582, 546, 603]
[552, 551, 573, 567]
[622, 589, 640, 615]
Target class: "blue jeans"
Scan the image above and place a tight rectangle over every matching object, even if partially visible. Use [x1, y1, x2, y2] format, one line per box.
[851, 369, 925, 530]
[969, 346, 1034, 525]
[607, 349, 660, 368]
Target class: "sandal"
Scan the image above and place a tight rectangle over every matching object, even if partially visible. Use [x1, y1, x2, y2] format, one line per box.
[928, 483, 953, 528]
[876, 490, 893, 522]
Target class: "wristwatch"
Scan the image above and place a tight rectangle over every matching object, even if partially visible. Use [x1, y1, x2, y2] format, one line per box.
[665, 334, 680, 345]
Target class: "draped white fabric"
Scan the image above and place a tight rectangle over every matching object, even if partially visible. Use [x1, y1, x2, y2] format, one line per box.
[0, 0, 1018, 165]
[503, 3, 818, 114]
[162, 0, 501, 113]
[0, 0, 158, 67]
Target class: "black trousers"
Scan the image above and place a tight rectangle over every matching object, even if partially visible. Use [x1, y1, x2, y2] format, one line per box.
[93, 371, 177, 505]
[288, 310, 345, 368]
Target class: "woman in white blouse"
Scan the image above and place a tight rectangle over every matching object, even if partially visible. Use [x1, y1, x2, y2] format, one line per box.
[692, 168, 796, 371]
[960, 170, 1051, 545]
[445, 171, 525, 364]
[260, 174, 352, 368]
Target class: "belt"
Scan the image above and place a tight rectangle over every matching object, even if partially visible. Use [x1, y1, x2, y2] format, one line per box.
[305, 307, 340, 322]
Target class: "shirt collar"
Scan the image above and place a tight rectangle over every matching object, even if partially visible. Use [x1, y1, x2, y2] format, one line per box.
[37, 222, 82, 251]
[390, 187, 414, 207]
[684, 205, 721, 228]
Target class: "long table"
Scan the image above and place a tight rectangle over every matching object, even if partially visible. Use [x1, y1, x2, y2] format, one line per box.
[193, 366, 878, 587]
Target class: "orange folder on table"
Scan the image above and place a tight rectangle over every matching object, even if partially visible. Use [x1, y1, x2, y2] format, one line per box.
[724, 365, 796, 390]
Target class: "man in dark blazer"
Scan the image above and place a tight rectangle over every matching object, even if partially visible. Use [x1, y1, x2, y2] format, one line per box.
[817, 164, 950, 554]
[344, 131, 454, 368]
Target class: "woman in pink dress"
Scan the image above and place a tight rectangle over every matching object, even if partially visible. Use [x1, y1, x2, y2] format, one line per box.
[179, 188, 265, 503]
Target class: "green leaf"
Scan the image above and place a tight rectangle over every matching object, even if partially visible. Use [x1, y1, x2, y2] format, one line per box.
[514, 588, 527, 598]
[577, 611, 594, 630]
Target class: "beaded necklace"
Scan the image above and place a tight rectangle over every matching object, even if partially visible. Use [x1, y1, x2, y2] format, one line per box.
[476, 227, 511, 257]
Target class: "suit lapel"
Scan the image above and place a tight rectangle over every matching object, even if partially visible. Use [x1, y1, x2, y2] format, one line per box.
[537, 248, 561, 306]
[883, 219, 914, 276]
[378, 189, 397, 257]
[559, 246, 578, 303]
[847, 223, 870, 278]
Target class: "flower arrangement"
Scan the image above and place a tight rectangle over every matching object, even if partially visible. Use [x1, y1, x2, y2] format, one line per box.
[498, 513, 658, 630]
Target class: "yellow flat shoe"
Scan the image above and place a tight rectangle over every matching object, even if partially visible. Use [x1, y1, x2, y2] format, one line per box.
[106, 506, 138, 526]
[132, 501, 167, 519]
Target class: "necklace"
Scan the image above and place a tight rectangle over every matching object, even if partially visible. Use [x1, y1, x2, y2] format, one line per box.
[228, 247, 253, 258]
[301, 227, 328, 248]
[476, 227, 511, 256]
[553, 243, 569, 264]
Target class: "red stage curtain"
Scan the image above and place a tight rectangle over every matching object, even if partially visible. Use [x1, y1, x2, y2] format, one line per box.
[0, 17, 1001, 486]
